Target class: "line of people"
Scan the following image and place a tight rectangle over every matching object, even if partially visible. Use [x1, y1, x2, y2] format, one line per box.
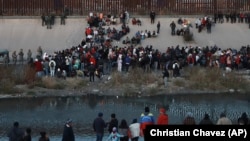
[7, 106, 249, 141]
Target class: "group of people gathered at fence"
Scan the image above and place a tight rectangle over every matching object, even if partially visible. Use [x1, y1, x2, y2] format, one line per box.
[4, 11, 250, 84]
[7, 106, 249, 141]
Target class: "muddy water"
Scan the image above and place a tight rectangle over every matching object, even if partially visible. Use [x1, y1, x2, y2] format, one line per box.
[0, 93, 249, 140]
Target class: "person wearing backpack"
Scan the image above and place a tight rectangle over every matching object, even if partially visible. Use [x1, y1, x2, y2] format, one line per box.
[49, 59, 56, 77]
[139, 107, 155, 137]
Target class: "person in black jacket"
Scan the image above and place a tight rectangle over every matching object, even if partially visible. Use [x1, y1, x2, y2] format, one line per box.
[7, 121, 25, 141]
[199, 113, 214, 125]
[62, 119, 75, 141]
[93, 112, 107, 141]
[107, 113, 119, 133]
[23, 128, 32, 141]
[162, 68, 169, 87]
[88, 62, 96, 82]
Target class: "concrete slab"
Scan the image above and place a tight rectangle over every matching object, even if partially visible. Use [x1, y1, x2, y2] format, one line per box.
[0, 17, 249, 57]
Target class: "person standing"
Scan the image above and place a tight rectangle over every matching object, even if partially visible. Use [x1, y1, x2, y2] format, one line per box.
[41, 13, 46, 26]
[23, 128, 32, 141]
[162, 68, 169, 88]
[157, 108, 169, 125]
[34, 58, 44, 77]
[49, 59, 56, 77]
[38, 131, 50, 141]
[37, 46, 43, 59]
[18, 49, 24, 64]
[27, 49, 32, 63]
[183, 112, 196, 125]
[62, 119, 75, 141]
[107, 113, 119, 134]
[150, 11, 156, 24]
[157, 21, 160, 34]
[88, 62, 96, 82]
[128, 119, 140, 141]
[7, 121, 25, 141]
[12, 51, 17, 65]
[118, 119, 129, 141]
[170, 21, 176, 35]
[117, 54, 123, 72]
[199, 113, 214, 125]
[61, 12, 66, 25]
[93, 112, 107, 141]
[140, 106, 155, 137]
[237, 112, 249, 125]
[217, 112, 232, 125]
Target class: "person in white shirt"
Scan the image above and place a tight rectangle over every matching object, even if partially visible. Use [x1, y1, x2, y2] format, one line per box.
[129, 119, 140, 141]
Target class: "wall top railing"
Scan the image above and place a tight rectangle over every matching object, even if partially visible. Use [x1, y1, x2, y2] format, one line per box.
[0, 0, 250, 16]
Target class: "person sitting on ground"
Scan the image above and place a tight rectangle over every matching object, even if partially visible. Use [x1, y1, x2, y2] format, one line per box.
[152, 31, 157, 37]
[111, 15, 117, 25]
[147, 31, 151, 38]
[136, 19, 141, 26]
[125, 36, 131, 44]
[132, 17, 137, 25]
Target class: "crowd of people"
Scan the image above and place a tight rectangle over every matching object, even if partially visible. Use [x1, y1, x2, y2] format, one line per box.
[7, 107, 249, 141]
[3, 11, 250, 84]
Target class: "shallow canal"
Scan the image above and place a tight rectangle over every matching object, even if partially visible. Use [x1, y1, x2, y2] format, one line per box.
[0, 92, 249, 140]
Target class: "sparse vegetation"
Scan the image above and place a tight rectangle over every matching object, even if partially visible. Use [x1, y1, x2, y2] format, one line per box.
[0, 64, 249, 96]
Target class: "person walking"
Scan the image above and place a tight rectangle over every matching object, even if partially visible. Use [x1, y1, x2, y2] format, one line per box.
[93, 112, 107, 141]
[62, 119, 75, 141]
[7, 121, 25, 141]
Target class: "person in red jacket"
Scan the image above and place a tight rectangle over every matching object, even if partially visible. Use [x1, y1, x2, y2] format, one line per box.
[34, 58, 44, 77]
[157, 108, 169, 125]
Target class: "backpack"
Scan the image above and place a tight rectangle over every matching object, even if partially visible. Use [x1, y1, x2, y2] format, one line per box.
[50, 61, 55, 67]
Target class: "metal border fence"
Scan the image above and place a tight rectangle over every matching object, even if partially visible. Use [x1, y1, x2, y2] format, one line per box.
[0, 0, 249, 16]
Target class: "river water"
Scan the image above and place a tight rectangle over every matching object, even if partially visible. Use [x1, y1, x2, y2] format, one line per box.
[0, 92, 249, 140]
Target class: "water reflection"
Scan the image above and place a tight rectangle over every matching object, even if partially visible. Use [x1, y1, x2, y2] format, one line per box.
[0, 93, 249, 140]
